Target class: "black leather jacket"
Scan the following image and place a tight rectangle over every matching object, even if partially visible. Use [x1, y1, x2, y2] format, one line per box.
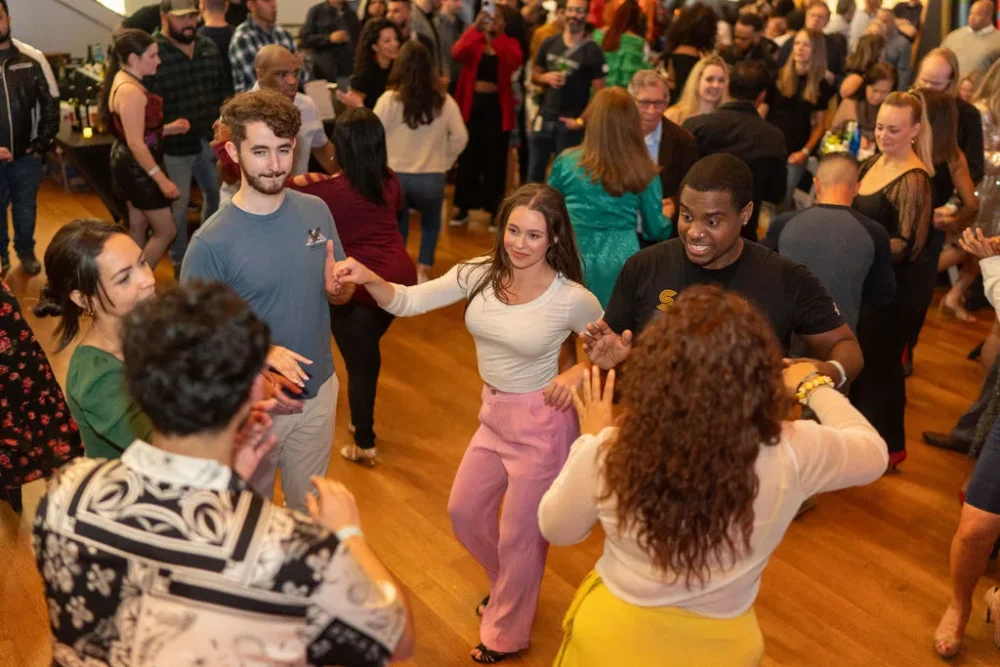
[0, 42, 59, 159]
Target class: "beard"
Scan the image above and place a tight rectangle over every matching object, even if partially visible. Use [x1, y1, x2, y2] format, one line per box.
[0, 29, 10, 43]
[243, 168, 288, 195]
[566, 17, 584, 33]
[169, 25, 197, 44]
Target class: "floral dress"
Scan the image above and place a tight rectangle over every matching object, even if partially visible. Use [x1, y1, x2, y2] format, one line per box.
[0, 281, 82, 493]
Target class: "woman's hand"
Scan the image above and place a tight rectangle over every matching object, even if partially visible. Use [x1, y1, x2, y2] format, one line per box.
[473, 10, 493, 31]
[571, 365, 616, 436]
[306, 477, 362, 533]
[959, 227, 1000, 260]
[336, 89, 364, 109]
[788, 150, 808, 166]
[262, 369, 305, 414]
[543, 364, 585, 411]
[164, 118, 191, 136]
[782, 361, 819, 397]
[156, 176, 181, 200]
[333, 257, 377, 286]
[933, 205, 959, 232]
[266, 345, 313, 388]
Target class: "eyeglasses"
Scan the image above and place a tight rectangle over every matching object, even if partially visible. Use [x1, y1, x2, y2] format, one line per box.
[565, 7, 588, 14]
[633, 97, 668, 109]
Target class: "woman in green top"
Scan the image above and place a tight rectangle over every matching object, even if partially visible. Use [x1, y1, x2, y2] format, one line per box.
[594, 0, 650, 89]
[547, 87, 670, 307]
[34, 220, 157, 458]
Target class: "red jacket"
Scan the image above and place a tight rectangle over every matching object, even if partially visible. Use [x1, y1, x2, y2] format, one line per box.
[452, 28, 523, 133]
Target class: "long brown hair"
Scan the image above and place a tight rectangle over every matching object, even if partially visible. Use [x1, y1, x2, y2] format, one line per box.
[914, 88, 959, 168]
[388, 40, 445, 129]
[777, 29, 826, 104]
[577, 87, 659, 197]
[601, 0, 644, 53]
[460, 184, 584, 306]
[844, 33, 884, 76]
[974, 57, 1000, 131]
[600, 285, 790, 587]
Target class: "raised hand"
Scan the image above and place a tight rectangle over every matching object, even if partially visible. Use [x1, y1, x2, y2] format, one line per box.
[571, 366, 616, 436]
[266, 345, 313, 389]
[232, 408, 277, 479]
[306, 477, 362, 533]
[333, 257, 375, 286]
[582, 319, 632, 370]
[325, 240, 342, 296]
[959, 227, 1000, 260]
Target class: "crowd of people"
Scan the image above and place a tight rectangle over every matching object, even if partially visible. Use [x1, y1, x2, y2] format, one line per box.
[5, 0, 1000, 663]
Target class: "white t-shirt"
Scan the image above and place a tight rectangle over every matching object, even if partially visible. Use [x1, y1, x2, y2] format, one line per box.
[384, 259, 603, 392]
[220, 86, 329, 204]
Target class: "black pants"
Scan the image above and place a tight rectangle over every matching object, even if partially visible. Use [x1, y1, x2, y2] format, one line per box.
[454, 92, 509, 219]
[850, 260, 937, 454]
[330, 300, 395, 449]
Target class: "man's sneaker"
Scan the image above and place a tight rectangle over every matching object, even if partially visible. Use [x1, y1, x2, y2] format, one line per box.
[18, 252, 41, 275]
[449, 208, 469, 226]
[0, 256, 9, 276]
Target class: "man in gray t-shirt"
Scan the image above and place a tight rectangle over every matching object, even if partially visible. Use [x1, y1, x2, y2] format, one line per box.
[182, 90, 352, 511]
[763, 153, 896, 333]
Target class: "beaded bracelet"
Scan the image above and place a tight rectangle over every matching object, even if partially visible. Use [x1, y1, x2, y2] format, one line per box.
[796, 375, 834, 405]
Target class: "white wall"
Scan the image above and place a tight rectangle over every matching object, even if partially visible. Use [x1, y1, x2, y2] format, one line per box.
[10, 0, 121, 57]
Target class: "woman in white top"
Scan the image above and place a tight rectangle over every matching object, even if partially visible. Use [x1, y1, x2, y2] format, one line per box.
[374, 40, 469, 284]
[538, 285, 888, 666]
[332, 184, 603, 663]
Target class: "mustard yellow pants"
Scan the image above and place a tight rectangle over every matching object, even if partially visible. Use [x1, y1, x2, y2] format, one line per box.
[554, 571, 765, 666]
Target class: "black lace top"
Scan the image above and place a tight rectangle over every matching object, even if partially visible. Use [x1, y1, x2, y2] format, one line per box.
[853, 155, 932, 262]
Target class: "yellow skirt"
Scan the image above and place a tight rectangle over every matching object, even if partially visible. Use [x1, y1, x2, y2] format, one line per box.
[553, 571, 765, 667]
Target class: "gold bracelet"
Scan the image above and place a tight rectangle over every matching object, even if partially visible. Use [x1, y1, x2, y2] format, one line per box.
[796, 375, 834, 405]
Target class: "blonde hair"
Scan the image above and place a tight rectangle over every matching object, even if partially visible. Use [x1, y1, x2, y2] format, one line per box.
[778, 29, 826, 104]
[882, 91, 935, 177]
[578, 87, 660, 197]
[668, 55, 728, 125]
[974, 58, 1000, 127]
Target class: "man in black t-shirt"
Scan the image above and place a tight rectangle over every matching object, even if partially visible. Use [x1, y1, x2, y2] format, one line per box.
[526, 0, 607, 183]
[583, 154, 864, 388]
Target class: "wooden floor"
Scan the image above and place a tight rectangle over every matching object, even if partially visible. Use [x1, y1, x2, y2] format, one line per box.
[3, 181, 1000, 666]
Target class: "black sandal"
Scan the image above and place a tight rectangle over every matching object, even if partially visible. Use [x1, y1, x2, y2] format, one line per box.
[475, 594, 490, 617]
[472, 643, 517, 664]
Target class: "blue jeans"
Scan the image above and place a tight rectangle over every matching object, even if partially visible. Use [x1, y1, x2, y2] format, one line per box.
[0, 152, 43, 258]
[396, 172, 445, 267]
[164, 138, 221, 266]
[784, 161, 808, 210]
[527, 119, 584, 183]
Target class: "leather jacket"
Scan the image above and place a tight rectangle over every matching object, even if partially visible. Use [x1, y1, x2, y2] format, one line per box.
[0, 41, 60, 159]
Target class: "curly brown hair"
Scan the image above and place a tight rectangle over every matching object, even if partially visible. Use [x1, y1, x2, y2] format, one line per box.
[600, 284, 790, 587]
[221, 89, 302, 148]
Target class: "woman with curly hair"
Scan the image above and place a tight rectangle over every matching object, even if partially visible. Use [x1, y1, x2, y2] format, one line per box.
[346, 18, 400, 109]
[332, 183, 603, 663]
[374, 40, 468, 283]
[661, 2, 718, 97]
[539, 285, 888, 665]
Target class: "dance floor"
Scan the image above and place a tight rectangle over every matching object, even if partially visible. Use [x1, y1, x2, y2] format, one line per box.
[2, 181, 1000, 666]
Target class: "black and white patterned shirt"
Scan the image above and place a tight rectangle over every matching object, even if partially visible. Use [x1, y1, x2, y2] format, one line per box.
[229, 16, 307, 93]
[33, 440, 405, 666]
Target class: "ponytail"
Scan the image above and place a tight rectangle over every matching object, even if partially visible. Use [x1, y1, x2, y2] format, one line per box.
[99, 29, 155, 133]
[882, 91, 935, 177]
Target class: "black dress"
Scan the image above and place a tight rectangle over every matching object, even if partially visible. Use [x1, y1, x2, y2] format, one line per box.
[108, 77, 172, 211]
[849, 156, 933, 463]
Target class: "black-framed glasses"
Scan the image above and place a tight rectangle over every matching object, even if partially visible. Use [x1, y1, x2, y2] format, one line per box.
[565, 7, 588, 14]
[633, 97, 667, 109]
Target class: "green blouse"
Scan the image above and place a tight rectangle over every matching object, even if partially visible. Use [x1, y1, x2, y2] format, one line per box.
[65, 345, 153, 459]
[593, 31, 650, 89]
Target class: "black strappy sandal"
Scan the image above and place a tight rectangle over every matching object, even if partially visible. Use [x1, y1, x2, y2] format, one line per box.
[475, 594, 490, 617]
[472, 643, 518, 664]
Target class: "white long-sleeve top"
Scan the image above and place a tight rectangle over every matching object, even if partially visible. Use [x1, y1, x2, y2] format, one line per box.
[981, 256, 1000, 317]
[384, 260, 603, 392]
[374, 91, 469, 174]
[538, 387, 888, 617]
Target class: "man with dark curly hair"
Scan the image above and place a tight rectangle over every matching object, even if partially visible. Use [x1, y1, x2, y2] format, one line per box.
[182, 89, 353, 512]
[32, 280, 414, 665]
[583, 153, 864, 389]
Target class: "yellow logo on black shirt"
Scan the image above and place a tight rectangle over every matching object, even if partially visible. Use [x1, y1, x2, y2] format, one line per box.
[657, 289, 678, 311]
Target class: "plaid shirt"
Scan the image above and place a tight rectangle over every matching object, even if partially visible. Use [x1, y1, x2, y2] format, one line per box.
[229, 17, 309, 92]
[145, 33, 225, 156]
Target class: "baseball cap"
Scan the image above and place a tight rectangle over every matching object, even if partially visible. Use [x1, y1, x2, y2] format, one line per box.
[160, 0, 200, 15]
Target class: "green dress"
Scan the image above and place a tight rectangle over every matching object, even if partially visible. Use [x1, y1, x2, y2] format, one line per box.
[547, 148, 671, 307]
[65, 345, 153, 459]
[593, 31, 650, 89]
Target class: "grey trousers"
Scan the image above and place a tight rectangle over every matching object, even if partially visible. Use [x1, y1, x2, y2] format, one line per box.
[249, 373, 338, 511]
